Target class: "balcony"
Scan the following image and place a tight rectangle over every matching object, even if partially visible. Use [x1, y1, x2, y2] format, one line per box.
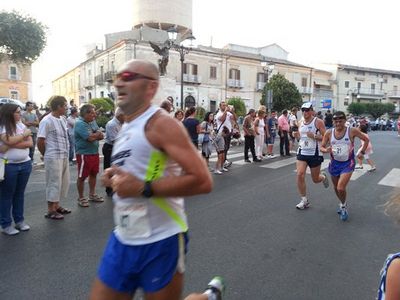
[95, 74, 105, 85]
[183, 74, 202, 84]
[8, 74, 21, 81]
[352, 88, 384, 97]
[84, 81, 94, 90]
[227, 79, 244, 89]
[104, 71, 116, 83]
[256, 81, 266, 91]
[388, 91, 400, 99]
[299, 86, 313, 94]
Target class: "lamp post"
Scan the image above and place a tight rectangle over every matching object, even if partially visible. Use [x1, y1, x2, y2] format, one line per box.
[261, 61, 275, 111]
[167, 28, 195, 110]
[345, 88, 361, 105]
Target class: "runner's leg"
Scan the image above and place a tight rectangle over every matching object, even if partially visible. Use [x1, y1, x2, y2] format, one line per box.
[89, 278, 132, 300]
[296, 160, 308, 197]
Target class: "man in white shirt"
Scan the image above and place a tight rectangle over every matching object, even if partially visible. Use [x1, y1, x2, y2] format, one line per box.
[215, 101, 234, 168]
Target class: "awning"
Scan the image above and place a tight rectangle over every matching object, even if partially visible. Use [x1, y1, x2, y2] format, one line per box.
[314, 79, 331, 86]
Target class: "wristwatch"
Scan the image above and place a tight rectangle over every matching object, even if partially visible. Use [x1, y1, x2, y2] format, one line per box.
[142, 181, 153, 198]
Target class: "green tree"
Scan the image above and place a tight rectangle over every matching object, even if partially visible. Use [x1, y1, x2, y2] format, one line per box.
[89, 98, 114, 114]
[365, 102, 394, 119]
[347, 102, 366, 115]
[261, 74, 302, 112]
[0, 10, 47, 64]
[195, 106, 206, 121]
[227, 97, 246, 116]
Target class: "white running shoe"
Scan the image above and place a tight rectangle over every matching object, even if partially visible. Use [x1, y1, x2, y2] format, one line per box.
[15, 222, 30, 231]
[269, 154, 277, 159]
[321, 172, 329, 188]
[296, 199, 310, 210]
[214, 170, 223, 175]
[221, 167, 229, 172]
[2, 226, 20, 235]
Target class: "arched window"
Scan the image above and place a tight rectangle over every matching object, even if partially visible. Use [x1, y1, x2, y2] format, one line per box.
[184, 95, 196, 108]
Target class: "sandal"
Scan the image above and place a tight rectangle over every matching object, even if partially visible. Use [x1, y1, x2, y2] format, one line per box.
[78, 197, 90, 207]
[56, 207, 71, 214]
[89, 194, 104, 202]
[44, 211, 64, 220]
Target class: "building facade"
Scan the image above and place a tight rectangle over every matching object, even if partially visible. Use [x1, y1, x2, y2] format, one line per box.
[0, 59, 32, 102]
[53, 38, 335, 112]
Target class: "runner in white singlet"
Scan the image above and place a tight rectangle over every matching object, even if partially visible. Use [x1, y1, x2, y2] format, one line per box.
[89, 60, 224, 300]
[320, 111, 369, 221]
[293, 102, 329, 210]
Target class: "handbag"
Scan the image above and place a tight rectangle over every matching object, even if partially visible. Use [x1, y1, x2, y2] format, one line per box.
[0, 158, 6, 182]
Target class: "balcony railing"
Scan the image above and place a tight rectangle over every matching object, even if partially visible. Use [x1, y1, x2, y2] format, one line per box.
[256, 81, 266, 91]
[104, 71, 116, 82]
[388, 91, 400, 98]
[350, 88, 384, 97]
[227, 79, 244, 88]
[299, 86, 313, 94]
[95, 74, 104, 85]
[183, 74, 202, 84]
[9, 74, 20, 81]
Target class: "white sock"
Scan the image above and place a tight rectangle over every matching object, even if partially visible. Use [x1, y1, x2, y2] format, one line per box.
[301, 196, 307, 202]
[340, 202, 346, 208]
[204, 289, 217, 300]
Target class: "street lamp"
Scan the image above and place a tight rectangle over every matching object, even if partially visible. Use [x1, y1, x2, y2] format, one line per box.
[346, 88, 361, 104]
[261, 60, 275, 111]
[167, 28, 195, 110]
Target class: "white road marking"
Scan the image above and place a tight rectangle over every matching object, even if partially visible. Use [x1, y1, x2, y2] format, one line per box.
[378, 168, 400, 187]
[261, 157, 297, 169]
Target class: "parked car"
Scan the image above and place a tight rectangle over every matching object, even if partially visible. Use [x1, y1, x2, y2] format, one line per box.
[0, 98, 25, 109]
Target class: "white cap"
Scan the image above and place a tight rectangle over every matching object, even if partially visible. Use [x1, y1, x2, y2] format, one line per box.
[301, 102, 313, 109]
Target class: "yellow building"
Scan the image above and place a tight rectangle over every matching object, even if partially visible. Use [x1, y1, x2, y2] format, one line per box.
[0, 59, 32, 102]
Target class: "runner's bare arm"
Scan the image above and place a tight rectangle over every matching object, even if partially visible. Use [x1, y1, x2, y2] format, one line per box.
[386, 258, 400, 300]
[320, 130, 331, 153]
[351, 127, 369, 158]
[314, 118, 326, 141]
[111, 113, 213, 198]
[293, 120, 301, 139]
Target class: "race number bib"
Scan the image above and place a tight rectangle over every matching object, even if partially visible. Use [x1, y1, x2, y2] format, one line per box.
[114, 202, 151, 239]
[332, 144, 350, 161]
[299, 137, 316, 150]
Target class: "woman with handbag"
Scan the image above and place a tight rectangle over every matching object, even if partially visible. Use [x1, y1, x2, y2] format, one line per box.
[0, 104, 33, 235]
[199, 112, 214, 170]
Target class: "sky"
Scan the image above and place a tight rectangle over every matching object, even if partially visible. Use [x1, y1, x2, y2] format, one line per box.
[2, 0, 400, 103]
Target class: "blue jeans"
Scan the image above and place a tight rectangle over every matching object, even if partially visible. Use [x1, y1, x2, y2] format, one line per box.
[0, 160, 32, 228]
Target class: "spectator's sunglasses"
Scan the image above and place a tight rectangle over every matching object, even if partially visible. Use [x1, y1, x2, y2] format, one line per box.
[301, 108, 311, 112]
[113, 71, 156, 82]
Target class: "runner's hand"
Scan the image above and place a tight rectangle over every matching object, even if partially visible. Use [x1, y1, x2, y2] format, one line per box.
[111, 168, 143, 198]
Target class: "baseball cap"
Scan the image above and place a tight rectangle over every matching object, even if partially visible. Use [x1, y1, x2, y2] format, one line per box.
[301, 102, 313, 109]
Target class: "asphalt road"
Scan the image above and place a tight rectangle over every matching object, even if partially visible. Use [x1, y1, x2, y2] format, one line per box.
[0, 131, 399, 300]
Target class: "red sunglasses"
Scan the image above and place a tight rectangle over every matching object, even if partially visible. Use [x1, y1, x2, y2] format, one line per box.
[114, 71, 156, 82]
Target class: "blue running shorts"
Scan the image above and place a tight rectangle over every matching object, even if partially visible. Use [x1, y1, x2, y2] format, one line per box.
[98, 232, 189, 293]
[328, 158, 355, 177]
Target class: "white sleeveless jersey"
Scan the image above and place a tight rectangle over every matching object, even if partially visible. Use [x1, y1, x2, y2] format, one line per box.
[111, 105, 187, 245]
[330, 126, 354, 162]
[298, 117, 321, 156]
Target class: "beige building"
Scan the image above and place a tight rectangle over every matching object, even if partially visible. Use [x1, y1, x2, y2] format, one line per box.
[53, 37, 335, 112]
[318, 63, 400, 112]
[0, 59, 32, 102]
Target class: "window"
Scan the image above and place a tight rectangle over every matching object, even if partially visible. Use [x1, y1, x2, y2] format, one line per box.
[371, 83, 375, 90]
[301, 77, 307, 87]
[10, 90, 18, 99]
[100, 65, 104, 76]
[100, 91, 104, 98]
[357, 82, 362, 89]
[229, 68, 240, 80]
[9, 66, 17, 80]
[394, 85, 398, 92]
[257, 72, 266, 82]
[184, 63, 198, 75]
[344, 81, 350, 88]
[210, 66, 217, 79]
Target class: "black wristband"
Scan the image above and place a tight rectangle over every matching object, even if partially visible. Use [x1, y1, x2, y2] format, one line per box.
[142, 181, 153, 198]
